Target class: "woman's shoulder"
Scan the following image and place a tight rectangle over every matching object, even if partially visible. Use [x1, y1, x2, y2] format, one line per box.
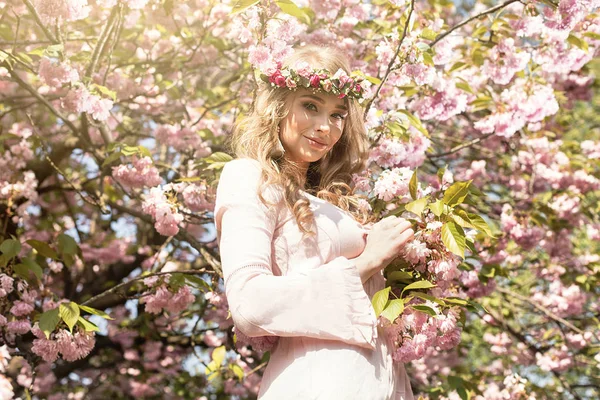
[218, 158, 284, 203]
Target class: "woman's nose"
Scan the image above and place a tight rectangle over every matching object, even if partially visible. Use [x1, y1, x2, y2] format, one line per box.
[315, 115, 330, 133]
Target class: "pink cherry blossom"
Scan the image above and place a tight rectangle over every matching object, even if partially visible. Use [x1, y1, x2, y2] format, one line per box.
[55, 329, 95, 362]
[112, 156, 162, 189]
[7, 319, 31, 335]
[482, 38, 530, 85]
[34, 0, 90, 25]
[372, 167, 413, 202]
[38, 58, 80, 88]
[10, 300, 34, 317]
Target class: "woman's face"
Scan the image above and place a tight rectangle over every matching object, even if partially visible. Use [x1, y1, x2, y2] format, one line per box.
[279, 88, 348, 168]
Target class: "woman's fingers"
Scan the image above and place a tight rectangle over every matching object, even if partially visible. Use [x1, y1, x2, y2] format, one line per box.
[396, 228, 414, 249]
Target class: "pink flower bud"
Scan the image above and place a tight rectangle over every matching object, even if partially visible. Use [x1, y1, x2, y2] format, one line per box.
[309, 74, 321, 88]
[285, 77, 297, 88]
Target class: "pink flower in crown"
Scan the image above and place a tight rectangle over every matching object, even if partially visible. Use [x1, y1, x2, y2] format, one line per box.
[309, 74, 321, 88]
[354, 83, 362, 93]
[322, 79, 333, 92]
[285, 77, 296, 88]
[332, 68, 352, 87]
[269, 71, 286, 87]
[294, 61, 312, 78]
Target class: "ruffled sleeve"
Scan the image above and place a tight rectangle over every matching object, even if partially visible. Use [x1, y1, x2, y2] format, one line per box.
[214, 158, 378, 350]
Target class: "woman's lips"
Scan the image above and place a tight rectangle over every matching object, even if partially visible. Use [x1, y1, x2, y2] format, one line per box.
[304, 136, 327, 150]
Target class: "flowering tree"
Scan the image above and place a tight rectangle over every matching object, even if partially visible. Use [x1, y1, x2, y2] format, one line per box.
[0, 0, 599, 399]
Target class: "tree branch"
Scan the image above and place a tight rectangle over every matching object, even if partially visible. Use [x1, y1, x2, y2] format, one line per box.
[363, 0, 415, 118]
[431, 0, 521, 47]
[22, 0, 59, 44]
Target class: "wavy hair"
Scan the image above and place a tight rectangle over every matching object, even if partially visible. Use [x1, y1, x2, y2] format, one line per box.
[228, 45, 374, 235]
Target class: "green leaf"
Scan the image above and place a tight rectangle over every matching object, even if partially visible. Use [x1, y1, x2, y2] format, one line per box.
[230, 0, 260, 15]
[444, 297, 468, 306]
[410, 304, 438, 316]
[467, 213, 495, 238]
[230, 364, 245, 381]
[58, 233, 79, 256]
[413, 291, 445, 305]
[39, 308, 60, 339]
[455, 81, 474, 94]
[205, 152, 233, 163]
[101, 151, 123, 167]
[184, 274, 211, 290]
[91, 83, 117, 101]
[275, 0, 312, 24]
[26, 240, 58, 259]
[442, 181, 472, 206]
[59, 302, 80, 333]
[429, 199, 444, 217]
[409, 169, 418, 200]
[77, 316, 100, 332]
[380, 299, 405, 323]
[404, 197, 428, 216]
[387, 271, 413, 283]
[212, 345, 226, 366]
[13, 264, 31, 280]
[437, 165, 447, 183]
[449, 62, 467, 73]
[22, 258, 43, 280]
[1, 239, 21, 259]
[397, 109, 429, 137]
[175, 176, 203, 183]
[371, 287, 391, 317]
[420, 28, 438, 41]
[204, 360, 220, 381]
[567, 34, 589, 52]
[451, 209, 475, 229]
[79, 304, 114, 320]
[401, 280, 436, 296]
[441, 221, 466, 258]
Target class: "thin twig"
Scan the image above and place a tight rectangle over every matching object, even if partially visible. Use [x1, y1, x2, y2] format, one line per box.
[5, 65, 83, 141]
[80, 269, 213, 307]
[85, 6, 120, 78]
[431, 0, 520, 47]
[430, 132, 495, 158]
[497, 288, 597, 341]
[363, 0, 416, 118]
[22, 0, 59, 44]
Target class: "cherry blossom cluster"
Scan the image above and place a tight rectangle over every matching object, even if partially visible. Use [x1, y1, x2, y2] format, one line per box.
[31, 324, 95, 363]
[112, 156, 162, 189]
[139, 275, 195, 315]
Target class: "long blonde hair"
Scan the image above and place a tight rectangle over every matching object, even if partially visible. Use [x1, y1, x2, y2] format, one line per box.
[229, 45, 374, 234]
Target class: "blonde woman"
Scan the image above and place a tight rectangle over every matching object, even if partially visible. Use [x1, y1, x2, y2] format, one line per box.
[214, 45, 415, 400]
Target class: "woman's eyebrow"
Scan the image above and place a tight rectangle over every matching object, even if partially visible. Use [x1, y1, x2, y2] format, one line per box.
[300, 95, 348, 111]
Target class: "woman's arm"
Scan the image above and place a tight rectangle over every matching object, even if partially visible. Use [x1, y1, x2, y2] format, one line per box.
[215, 159, 378, 350]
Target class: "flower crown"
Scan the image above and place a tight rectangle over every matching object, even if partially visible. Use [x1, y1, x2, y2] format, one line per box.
[260, 62, 370, 104]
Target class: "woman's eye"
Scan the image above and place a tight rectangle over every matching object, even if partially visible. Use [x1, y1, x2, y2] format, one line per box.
[303, 102, 317, 111]
[332, 113, 346, 120]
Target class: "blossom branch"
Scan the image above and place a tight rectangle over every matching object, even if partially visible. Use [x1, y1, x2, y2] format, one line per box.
[430, 132, 496, 158]
[363, 0, 415, 118]
[431, 0, 521, 47]
[0, 37, 97, 46]
[84, 5, 120, 78]
[22, 0, 59, 44]
[80, 269, 213, 308]
[5, 64, 83, 139]
[107, 201, 223, 276]
[497, 288, 599, 342]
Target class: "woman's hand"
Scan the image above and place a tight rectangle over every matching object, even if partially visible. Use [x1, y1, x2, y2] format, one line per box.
[353, 216, 414, 283]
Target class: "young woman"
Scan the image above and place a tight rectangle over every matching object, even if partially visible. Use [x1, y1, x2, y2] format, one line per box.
[214, 45, 415, 400]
